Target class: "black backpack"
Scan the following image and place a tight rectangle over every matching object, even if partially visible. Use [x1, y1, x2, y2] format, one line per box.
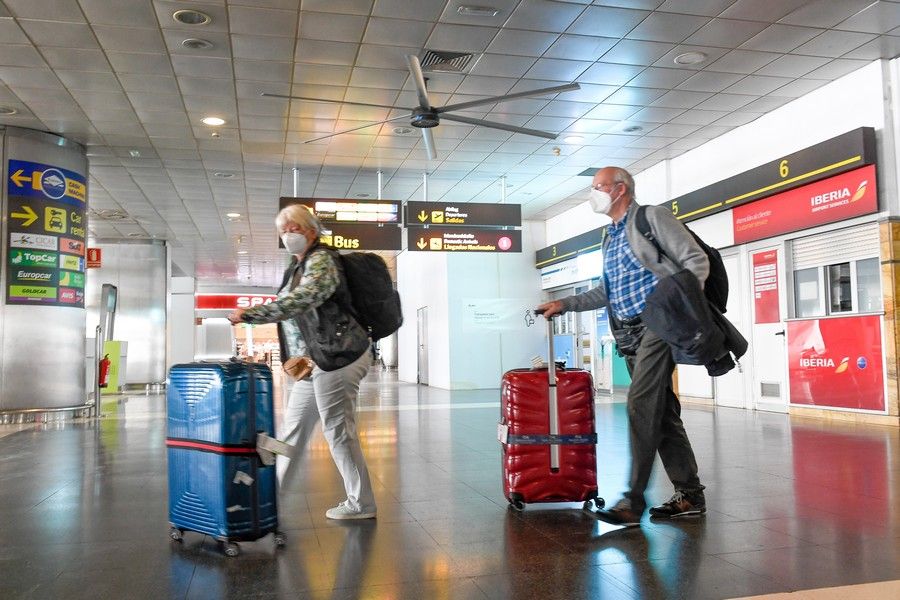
[338, 252, 403, 341]
[635, 205, 729, 314]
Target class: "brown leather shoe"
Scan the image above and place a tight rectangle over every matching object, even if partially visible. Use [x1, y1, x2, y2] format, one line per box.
[594, 501, 642, 527]
[649, 491, 706, 518]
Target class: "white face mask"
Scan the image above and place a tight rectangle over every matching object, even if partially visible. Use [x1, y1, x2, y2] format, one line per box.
[589, 187, 615, 214]
[281, 232, 308, 255]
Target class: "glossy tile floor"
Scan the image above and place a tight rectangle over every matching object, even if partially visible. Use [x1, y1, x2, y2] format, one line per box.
[1, 369, 899, 600]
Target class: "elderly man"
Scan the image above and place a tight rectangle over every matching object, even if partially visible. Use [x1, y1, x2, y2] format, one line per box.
[537, 166, 708, 527]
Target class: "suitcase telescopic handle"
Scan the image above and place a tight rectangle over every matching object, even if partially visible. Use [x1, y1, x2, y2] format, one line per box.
[534, 308, 560, 472]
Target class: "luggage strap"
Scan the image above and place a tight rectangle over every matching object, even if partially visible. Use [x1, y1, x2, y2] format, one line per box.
[165, 438, 257, 455]
[506, 433, 597, 445]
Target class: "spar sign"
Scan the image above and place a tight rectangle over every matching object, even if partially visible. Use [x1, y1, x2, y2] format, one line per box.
[195, 294, 278, 310]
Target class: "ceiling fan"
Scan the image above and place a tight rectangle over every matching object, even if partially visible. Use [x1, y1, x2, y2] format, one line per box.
[261, 55, 581, 160]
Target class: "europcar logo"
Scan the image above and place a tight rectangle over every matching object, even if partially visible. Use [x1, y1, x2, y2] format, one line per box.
[851, 180, 868, 202]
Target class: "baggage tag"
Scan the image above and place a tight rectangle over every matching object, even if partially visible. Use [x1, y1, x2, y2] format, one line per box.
[497, 423, 509, 444]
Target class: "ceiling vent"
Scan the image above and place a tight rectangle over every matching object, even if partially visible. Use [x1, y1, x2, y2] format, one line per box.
[90, 208, 133, 222]
[419, 50, 474, 73]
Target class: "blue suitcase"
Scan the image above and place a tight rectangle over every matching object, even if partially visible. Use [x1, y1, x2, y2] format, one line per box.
[166, 361, 284, 556]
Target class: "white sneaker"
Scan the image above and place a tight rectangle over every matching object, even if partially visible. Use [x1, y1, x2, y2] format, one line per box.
[325, 501, 376, 520]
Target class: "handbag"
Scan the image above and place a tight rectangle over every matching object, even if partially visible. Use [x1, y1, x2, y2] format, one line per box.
[283, 356, 313, 380]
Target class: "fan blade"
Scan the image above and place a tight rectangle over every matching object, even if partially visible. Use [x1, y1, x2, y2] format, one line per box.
[303, 114, 412, 144]
[440, 114, 559, 140]
[405, 55, 432, 110]
[260, 92, 401, 111]
[434, 82, 581, 114]
[421, 128, 437, 160]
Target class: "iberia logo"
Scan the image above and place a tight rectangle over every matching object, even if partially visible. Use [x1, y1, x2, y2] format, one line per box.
[850, 180, 867, 202]
[834, 357, 850, 373]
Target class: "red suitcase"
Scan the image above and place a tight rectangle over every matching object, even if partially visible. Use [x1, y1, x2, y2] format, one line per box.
[499, 311, 603, 511]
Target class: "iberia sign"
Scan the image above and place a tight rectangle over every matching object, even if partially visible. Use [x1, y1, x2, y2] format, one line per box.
[407, 228, 521, 252]
[732, 164, 877, 244]
[195, 294, 278, 310]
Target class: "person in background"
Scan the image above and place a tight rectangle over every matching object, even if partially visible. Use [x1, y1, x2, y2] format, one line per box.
[228, 205, 376, 520]
[537, 166, 708, 527]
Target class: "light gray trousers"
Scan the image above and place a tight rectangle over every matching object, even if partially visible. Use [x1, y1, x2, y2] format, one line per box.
[278, 348, 376, 513]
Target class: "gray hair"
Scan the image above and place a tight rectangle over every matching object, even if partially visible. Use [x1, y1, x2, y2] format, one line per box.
[608, 166, 635, 197]
[275, 203, 322, 234]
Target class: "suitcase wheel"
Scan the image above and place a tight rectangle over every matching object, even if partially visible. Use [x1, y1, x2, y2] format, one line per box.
[274, 532, 286, 548]
[169, 527, 183, 542]
[223, 541, 240, 557]
[508, 499, 526, 512]
[582, 497, 605, 512]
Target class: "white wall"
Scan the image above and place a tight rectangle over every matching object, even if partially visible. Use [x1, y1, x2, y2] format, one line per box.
[168, 276, 195, 368]
[397, 249, 449, 386]
[396, 221, 547, 390]
[447, 221, 547, 389]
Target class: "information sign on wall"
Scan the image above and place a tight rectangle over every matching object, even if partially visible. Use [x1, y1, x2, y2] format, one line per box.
[787, 315, 884, 411]
[405, 201, 521, 227]
[5, 159, 87, 307]
[407, 228, 521, 252]
[752, 250, 779, 324]
[732, 164, 877, 244]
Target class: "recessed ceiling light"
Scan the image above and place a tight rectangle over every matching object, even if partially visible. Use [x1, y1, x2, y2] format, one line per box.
[623, 125, 643, 133]
[673, 51, 707, 65]
[457, 5, 500, 17]
[226, 212, 241, 218]
[237, 250, 248, 255]
[214, 171, 235, 178]
[182, 38, 214, 50]
[393, 127, 413, 135]
[129, 149, 141, 158]
[563, 135, 584, 144]
[0, 106, 18, 116]
[202, 116, 226, 126]
[173, 9, 212, 26]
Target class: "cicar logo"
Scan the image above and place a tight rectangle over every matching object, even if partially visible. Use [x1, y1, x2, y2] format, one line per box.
[236, 296, 275, 308]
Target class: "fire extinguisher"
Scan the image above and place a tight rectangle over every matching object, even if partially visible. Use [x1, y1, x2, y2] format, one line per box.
[98, 354, 111, 389]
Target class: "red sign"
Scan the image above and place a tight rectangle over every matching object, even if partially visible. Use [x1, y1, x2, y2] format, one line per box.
[60, 238, 85, 256]
[195, 294, 277, 310]
[733, 164, 877, 244]
[787, 315, 884, 411]
[86, 247, 102, 268]
[752, 250, 779, 324]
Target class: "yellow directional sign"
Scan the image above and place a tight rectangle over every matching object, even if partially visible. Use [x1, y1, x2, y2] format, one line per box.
[417, 210, 427, 222]
[10, 169, 33, 188]
[10, 205, 38, 227]
[431, 210, 444, 223]
[416, 237, 427, 250]
[45, 207, 66, 234]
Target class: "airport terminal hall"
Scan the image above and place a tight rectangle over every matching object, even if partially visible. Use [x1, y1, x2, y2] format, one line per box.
[5, 1, 900, 599]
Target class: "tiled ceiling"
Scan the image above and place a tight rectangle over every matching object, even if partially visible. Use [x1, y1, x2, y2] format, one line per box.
[2, 0, 900, 284]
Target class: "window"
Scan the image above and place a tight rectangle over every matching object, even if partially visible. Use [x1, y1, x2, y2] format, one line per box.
[793, 267, 821, 317]
[792, 259, 882, 318]
[826, 262, 852, 313]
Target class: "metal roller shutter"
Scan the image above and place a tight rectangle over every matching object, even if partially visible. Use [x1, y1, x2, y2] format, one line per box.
[791, 223, 879, 270]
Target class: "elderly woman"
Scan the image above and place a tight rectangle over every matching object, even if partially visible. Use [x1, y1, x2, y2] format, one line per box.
[228, 204, 376, 520]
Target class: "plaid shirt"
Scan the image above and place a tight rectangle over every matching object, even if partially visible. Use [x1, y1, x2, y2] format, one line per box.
[604, 213, 658, 320]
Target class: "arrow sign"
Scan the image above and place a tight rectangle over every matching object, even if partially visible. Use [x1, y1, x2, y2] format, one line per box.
[10, 169, 33, 188]
[418, 210, 427, 222]
[11, 205, 38, 227]
[417, 238, 427, 249]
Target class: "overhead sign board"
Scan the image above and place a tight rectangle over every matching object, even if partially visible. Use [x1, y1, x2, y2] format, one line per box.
[405, 201, 521, 227]
[407, 228, 521, 252]
[535, 227, 604, 269]
[279, 197, 401, 223]
[666, 127, 876, 222]
[6, 159, 86, 308]
[196, 294, 278, 310]
[732, 164, 877, 244]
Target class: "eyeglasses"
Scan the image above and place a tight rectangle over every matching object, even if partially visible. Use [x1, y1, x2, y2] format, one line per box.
[591, 181, 620, 191]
